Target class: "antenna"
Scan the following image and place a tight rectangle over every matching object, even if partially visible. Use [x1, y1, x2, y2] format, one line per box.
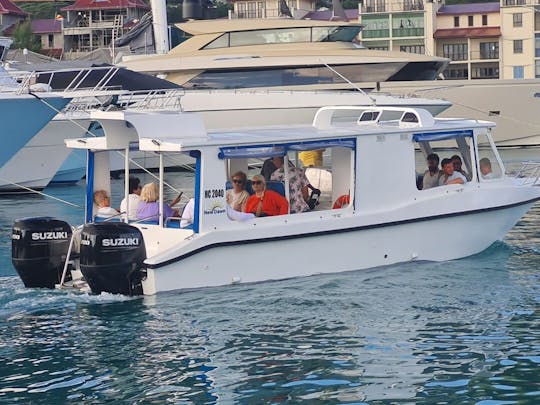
[319, 60, 377, 106]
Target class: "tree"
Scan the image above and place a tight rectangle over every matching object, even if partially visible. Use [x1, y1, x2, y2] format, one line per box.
[12, 20, 41, 52]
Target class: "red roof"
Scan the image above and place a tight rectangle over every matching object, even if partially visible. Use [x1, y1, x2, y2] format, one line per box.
[3, 19, 61, 35]
[0, 0, 27, 16]
[61, 0, 150, 11]
[434, 27, 501, 39]
[31, 19, 62, 34]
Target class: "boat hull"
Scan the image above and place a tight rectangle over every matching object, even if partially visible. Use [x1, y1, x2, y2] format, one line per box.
[0, 117, 88, 192]
[141, 197, 536, 295]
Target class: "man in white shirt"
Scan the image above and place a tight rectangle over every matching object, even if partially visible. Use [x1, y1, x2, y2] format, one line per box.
[480, 158, 496, 179]
[120, 177, 142, 220]
[439, 158, 466, 186]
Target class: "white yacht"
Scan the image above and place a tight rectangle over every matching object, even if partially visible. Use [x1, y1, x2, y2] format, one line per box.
[120, 19, 448, 89]
[11, 105, 540, 295]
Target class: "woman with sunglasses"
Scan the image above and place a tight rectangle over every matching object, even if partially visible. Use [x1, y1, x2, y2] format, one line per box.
[226, 171, 250, 212]
[244, 174, 288, 217]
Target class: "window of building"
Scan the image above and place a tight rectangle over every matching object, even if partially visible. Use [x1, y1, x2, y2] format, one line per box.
[513, 13, 523, 27]
[513, 39, 523, 53]
[482, 15, 488, 26]
[471, 66, 499, 79]
[48, 34, 54, 49]
[443, 43, 468, 61]
[479, 42, 499, 59]
[236, 1, 265, 19]
[444, 65, 468, 79]
[536, 33, 540, 57]
[468, 15, 474, 27]
[513, 65, 524, 79]
[400, 45, 425, 54]
[535, 60, 540, 78]
[454, 16, 459, 27]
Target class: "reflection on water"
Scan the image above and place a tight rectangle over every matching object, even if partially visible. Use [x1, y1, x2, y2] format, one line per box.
[0, 186, 539, 402]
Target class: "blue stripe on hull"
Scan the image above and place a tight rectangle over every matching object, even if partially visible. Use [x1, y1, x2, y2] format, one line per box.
[0, 96, 71, 167]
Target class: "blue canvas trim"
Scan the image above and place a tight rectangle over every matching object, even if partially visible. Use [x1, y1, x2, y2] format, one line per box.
[413, 130, 473, 142]
[86, 150, 94, 223]
[193, 150, 201, 233]
[218, 139, 355, 159]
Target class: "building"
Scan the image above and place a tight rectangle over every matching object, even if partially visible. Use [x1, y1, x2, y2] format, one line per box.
[0, 0, 27, 34]
[434, 3, 501, 79]
[61, 0, 149, 57]
[230, 0, 316, 19]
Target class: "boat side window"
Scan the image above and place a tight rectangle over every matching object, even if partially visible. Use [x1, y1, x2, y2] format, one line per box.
[203, 26, 360, 49]
[222, 140, 355, 218]
[414, 135, 474, 190]
[476, 132, 503, 180]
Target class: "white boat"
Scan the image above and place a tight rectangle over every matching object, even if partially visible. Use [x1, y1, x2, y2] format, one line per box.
[11, 105, 540, 295]
[120, 19, 448, 88]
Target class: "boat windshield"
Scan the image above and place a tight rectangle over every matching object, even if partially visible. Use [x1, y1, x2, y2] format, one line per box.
[203, 26, 362, 49]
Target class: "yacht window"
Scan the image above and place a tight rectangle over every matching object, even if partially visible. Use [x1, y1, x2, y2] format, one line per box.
[184, 64, 401, 89]
[222, 139, 355, 217]
[476, 132, 503, 180]
[203, 26, 362, 49]
[414, 132, 474, 190]
[203, 33, 230, 49]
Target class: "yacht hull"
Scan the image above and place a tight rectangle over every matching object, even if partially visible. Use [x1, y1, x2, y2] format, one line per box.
[379, 79, 540, 149]
[0, 117, 88, 192]
[141, 192, 537, 295]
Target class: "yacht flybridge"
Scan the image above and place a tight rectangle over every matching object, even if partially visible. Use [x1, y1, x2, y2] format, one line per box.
[11, 105, 540, 295]
[120, 19, 448, 90]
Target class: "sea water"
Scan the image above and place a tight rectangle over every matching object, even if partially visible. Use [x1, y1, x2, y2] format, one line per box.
[0, 178, 539, 403]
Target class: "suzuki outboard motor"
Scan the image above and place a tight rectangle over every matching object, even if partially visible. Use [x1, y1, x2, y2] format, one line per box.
[12, 217, 72, 288]
[80, 223, 146, 296]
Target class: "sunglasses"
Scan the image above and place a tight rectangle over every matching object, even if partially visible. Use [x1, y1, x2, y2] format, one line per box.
[252, 181, 263, 185]
[232, 179, 243, 184]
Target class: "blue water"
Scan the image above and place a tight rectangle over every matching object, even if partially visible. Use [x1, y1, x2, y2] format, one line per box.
[0, 178, 539, 403]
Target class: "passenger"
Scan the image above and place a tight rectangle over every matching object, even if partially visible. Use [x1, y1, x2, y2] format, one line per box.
[244, 174, 289, 217]
[270, 156, 311, 213]
[333, 193, 350, 209]
[226, 171, 250, 212]
[260, 157, 278, 181]
[180, 198, 195, 228]
[136, 182, 182, 222]
[226, 204, 255, 221]
[451, 155, 471, 181]
[120, 176, 142, 220]
[480, 157, 495, 179]
[422, 153, 441, 190]
[93, 190, 120, 218]
[439, 158, 467, 186]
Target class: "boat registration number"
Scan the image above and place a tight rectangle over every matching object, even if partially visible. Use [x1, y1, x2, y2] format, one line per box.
[204, 189, 225, 199]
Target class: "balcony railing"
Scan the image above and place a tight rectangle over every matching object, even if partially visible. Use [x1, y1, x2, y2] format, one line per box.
[392, 27, 424, 37]
[361, 1, 424, 13]
[470, 50, 499, 60]
[443, 53, 468, 61]
[362, 29, 390, 38]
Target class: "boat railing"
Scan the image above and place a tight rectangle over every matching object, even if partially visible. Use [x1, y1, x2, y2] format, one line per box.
[6, 66, 122, 95]
[509, 161, 540, 185]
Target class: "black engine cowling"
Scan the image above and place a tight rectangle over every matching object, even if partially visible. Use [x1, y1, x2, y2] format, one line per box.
[80, 223, 146, 296]
[12, 217, 73, 289]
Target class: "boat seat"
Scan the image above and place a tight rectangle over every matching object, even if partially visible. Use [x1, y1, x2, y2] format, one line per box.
[266, 181, 286, 197]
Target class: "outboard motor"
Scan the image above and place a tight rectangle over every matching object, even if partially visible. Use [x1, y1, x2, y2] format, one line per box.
[12, 217, 72, 288]
[80, 223, 146, 296]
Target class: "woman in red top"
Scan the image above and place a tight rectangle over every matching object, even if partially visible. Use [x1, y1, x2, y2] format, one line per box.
[244, 175, 289, 217]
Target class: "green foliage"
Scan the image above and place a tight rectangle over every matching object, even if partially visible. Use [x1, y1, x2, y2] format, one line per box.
[342, 0, 360, 9]
[18, 2, 70, 19]
[12, 20, 41, 52]
[216, 2, 233, 17]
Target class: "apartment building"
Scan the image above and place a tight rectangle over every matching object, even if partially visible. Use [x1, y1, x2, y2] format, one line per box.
[358, 0, 540, 80]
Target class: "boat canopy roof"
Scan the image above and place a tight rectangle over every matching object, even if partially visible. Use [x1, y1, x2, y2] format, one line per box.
[65, 107, 495, 153]
[176, 19, 361, 36]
